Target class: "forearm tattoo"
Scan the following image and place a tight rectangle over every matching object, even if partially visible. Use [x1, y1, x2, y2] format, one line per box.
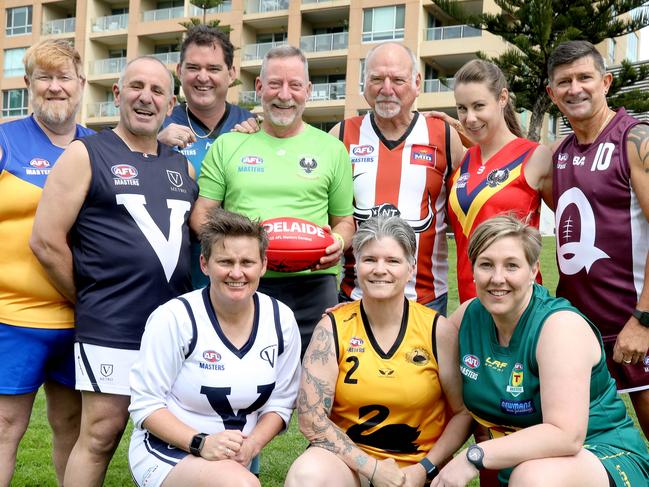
[298, 324, 366, 469]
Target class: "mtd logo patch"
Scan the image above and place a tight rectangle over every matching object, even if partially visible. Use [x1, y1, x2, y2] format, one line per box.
[410, 145, 437, 168]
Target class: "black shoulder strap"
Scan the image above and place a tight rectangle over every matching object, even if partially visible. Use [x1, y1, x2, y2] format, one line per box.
[177, 296, 198, 359]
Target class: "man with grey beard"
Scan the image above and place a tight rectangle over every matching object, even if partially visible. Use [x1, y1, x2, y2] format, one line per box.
[330, 42, 464, 316]
[191, 45, 354, 358]
[0, 39, 93, 487]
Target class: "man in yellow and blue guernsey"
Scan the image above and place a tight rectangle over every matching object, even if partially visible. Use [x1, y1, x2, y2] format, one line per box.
[0, 39, 93, 486]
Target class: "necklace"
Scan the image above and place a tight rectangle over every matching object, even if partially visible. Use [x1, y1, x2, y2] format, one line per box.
[591, 109, 615, 142]
[185, 104, 215, 139]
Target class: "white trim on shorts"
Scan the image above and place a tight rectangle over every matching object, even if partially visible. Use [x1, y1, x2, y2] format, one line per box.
[129, 428, 184, 487]
[74, 342, 138, 395]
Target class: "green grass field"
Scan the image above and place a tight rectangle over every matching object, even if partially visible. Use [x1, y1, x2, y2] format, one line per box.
[11, 237, 644, 486]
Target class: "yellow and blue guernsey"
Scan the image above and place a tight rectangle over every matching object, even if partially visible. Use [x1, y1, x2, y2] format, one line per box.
[0, 115, 93, 329]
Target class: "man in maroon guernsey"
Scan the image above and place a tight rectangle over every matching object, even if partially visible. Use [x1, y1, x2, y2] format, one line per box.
[547, 40, 649, 437]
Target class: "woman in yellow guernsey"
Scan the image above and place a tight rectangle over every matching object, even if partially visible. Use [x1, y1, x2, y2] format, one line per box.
[285, 215, 472, 487]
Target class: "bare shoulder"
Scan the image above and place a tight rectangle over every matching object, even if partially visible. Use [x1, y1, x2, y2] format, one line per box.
[329, 122, 342, 139]
[549, 136, 565, 154]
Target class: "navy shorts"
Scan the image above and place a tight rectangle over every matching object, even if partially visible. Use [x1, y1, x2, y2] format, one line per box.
[0, 322, 75, 394]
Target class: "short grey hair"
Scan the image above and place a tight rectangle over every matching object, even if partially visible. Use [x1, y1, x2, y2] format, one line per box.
[117, 55, 175, 95]
[352, 215, 417, 265]
[260, 45, 309, 82]
[364, 42, 419, 87]
[468, 214, 542, 268]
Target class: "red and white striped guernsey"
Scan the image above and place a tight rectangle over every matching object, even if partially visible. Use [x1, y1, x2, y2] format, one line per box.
[339, 112, 451, 304]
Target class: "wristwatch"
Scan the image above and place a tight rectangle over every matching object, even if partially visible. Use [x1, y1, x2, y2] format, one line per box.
[632, 309, 649, 327]
[466, 444, 485, 470]
[189, 433, 208, 456]
[418, 457, 439, 481]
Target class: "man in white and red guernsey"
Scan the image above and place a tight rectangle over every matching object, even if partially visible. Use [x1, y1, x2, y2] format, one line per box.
[331, 42, 464, 315]
[547, 40, 649, 437]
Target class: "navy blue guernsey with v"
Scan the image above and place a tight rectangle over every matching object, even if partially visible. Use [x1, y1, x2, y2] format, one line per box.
[72, 129, 197, 349]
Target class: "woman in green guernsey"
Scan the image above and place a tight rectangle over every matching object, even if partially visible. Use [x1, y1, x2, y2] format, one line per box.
[432, 215, 649, 486]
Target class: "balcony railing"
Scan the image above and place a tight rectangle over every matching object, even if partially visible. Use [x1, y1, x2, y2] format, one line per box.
[362, 28, 404, 43]
[152, 51, 180, 65]
[190, 1, 232, 15]
[143, 6, 184, 22]
[246, 0, 289, 14]
[92, 13, 128, 32]
[423, 78, 455, 93]
[43, 17, 76, 35]
[310, 81, 346, 101]
[239, 91, 260, 105]
[242, 40, 287, 61]
[300, 32, 348, 53]
[88, 101, 119, 118]
[91, 57, 127, 76]
[425, 24, 481, 41]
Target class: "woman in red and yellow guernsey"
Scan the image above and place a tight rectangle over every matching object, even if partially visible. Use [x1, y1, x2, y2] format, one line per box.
[447, 60, 552, 303]
[285, 215, 472, 487]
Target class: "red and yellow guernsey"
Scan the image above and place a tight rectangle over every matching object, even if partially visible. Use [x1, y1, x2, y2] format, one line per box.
[448, 138, 541, 303]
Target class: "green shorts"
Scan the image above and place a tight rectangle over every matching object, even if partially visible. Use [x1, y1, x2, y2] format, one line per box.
[586, 443, 649, 487]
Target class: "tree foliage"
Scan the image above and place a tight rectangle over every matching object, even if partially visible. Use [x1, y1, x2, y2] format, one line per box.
[434, 0, 649, 140]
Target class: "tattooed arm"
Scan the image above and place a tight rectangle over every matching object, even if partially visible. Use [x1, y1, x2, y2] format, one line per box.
[613, 123, 649, 365]
[298, 316, 405, 487]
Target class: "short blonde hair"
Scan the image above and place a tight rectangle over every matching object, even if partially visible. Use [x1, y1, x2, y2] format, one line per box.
[468, 215, 541, 267]
[23, 39, 84, 79]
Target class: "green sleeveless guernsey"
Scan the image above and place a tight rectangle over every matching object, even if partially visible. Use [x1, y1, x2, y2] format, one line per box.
[459, 284, 649, 484]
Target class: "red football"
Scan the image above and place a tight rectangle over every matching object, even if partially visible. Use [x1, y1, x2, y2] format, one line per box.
[262, 217, 334, 272]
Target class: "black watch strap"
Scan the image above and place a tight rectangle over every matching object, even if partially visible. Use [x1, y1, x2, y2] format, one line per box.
[632, 309, 649, 327]
[418, 457, 439, 480]
[189, 432, 208, 456]
[466, 444, 485, 470]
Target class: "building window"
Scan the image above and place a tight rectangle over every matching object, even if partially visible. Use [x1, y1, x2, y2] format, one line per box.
[608, 38, 616, 65]
[359, 59, 366, 93]
[6, 6, 32, 36]
[627, 33, 638, 62]
[2, 89, 28, 117]
[3, 48, 27, 77]
[362, 5, 405, 42]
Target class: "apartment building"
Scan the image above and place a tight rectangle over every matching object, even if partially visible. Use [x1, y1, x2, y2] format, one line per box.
[0, 0, 641, 140]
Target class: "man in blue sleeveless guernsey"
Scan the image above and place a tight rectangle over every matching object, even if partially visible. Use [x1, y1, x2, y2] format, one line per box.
[31, 56, 197, 487]
[0, 39, 93, 487]
[158, 25, 254, 288]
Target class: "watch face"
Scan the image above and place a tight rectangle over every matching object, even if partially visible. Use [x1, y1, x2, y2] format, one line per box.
[468, 449, 480, 461]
